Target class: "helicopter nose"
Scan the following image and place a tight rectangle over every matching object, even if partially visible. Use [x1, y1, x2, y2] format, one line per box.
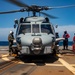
[31, 37, 43, 54]
[32, 37, 42, 45]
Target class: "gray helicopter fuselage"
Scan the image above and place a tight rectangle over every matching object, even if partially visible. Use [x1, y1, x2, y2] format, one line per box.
[0, 0, 74, 55]
[16, 17, 55, 55]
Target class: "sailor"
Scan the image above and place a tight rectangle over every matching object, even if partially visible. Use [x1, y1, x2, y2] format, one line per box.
[63, 31, 70, 50]
[72, 33, 75, 52]
[8, 30, 14, 55]
[73, 33, 75, 44]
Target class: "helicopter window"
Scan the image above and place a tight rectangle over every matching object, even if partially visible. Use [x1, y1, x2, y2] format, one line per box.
[32, 24, 39, 33]
[41, 24, 53, 34]
[18, 25, 31, 34]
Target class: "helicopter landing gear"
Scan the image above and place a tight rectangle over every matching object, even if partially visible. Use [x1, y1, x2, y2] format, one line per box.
[11, 45, 21, 57]
[52, 49, 56, 56]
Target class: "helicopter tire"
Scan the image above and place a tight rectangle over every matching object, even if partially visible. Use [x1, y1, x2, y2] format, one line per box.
[11, 47, 19, 56]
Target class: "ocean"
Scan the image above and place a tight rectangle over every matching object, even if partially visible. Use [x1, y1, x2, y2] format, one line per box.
[0, 41, 73, 46]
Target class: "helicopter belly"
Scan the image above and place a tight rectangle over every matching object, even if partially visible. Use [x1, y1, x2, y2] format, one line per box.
[19, 34, 54, 55]
[20, 46, 53, 55]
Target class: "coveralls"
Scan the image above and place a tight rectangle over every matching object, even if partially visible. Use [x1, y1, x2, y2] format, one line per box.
[63, 31, 70, 50]
[8, 33, 14, 55]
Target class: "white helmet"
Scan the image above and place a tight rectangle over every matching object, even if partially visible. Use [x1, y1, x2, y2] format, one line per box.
[10, 30, 13, 34]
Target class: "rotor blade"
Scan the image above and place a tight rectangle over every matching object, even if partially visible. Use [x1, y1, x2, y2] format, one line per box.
[40, 12, 58, 19]
[6, 0, 30, 8]
[48, 4, 75, 9]
[0, 10, 21, 14]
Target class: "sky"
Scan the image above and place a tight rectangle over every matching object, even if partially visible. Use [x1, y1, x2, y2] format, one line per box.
[0, 0, 75, 41]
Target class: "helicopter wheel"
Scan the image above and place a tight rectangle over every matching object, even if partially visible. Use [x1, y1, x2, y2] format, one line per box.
[11, 47, 19, 57]
[33, 50, 41, 54]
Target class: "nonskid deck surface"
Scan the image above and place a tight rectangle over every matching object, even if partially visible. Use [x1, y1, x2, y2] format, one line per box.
[0, 46, 75, 75]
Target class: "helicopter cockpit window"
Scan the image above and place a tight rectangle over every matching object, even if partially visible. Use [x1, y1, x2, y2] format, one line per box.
[41, 24, 53, 34]
[18, 25, 31, 34]
[32, 24, 39, 33]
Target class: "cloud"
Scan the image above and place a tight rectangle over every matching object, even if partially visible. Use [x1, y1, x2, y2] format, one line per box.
[55, 25, 75, 32]
[0, 25, 75, 41]
[55, 25, 75, 41]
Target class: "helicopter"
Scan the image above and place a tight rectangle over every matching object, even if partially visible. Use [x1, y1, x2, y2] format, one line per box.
[0, 0, 75, 56]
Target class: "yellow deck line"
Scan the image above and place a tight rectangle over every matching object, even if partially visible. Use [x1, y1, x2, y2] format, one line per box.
[18, 61, 75, 67]
[2, 57, 11, 61]
[58, 58, 75, 75]
[45, 64, 63, 66]
[18, 62, 63, 66]
[1, 54, 9, 58]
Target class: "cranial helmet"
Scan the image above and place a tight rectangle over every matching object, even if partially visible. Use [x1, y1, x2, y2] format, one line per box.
[64, 31, 67, 34]
[10, 30, 13, 34]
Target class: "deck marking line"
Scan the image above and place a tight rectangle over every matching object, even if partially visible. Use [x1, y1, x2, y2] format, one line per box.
[18, 61, 75, 67]
[1, 54, 9, 57]
[2, 57, 10, 61]
[19, 62, 36, 65]
[45, 64, 63, 66]
[0, 49, 8, 50]
[23, 62, 63, 66]
[18, 61, 25, 64]
[58, 58, 75, 75]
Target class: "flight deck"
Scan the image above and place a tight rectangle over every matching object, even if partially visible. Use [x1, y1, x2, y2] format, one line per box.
[0, 46, 75, 75]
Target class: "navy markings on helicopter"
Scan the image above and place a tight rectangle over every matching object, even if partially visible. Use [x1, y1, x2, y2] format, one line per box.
[0, 0, 75, 56]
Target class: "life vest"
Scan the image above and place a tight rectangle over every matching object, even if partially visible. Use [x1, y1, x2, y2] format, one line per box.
[63, 33, 70, 38]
